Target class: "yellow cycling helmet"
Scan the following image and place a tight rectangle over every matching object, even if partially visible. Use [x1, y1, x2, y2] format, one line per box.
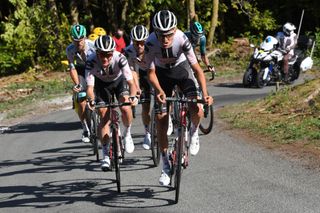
[92, 27, 106, 36]
[88, 33, 99, 41]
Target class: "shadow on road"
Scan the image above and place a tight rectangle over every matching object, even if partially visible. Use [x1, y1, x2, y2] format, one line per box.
[2, 121, 81, 134]
[0, 180, 175, 210]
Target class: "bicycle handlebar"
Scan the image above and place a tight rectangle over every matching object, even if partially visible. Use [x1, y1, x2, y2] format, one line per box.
[165, 97, 207, 104]
[94, 102, 132, 109]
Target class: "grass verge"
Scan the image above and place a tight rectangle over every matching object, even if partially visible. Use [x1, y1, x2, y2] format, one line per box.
[218, 77, 320, 146]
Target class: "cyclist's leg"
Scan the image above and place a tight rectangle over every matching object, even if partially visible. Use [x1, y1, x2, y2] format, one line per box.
[178, 62, 203, 155]
[75, 66, 90, 142]
[155, 66, 175, 186]
[139, 69, 152, 149]
[95, 78, 112, 170]
[115, 76, 134, 154]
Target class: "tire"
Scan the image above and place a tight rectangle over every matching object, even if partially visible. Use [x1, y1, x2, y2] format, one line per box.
[150, 109, 160, 166]
[199, 104, 214, 135]
[112, 127, 121, 193]
[90, 112, 100, 162]
[256, 69, 267, 88]
[243, 68, 254, 87]
[174, 130, 184, 204]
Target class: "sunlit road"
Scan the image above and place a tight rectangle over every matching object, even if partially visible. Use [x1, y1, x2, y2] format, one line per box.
[1, 78, 320, 213]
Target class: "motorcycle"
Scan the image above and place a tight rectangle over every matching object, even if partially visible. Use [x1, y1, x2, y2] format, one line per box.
[243, 34, 313, 88]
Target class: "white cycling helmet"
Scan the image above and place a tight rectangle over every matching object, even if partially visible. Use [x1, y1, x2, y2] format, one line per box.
[131, 25, 149, 41]
[283, 22, 296, 36]
[152, 10, 177, 33]
[94, 35, 116, 52]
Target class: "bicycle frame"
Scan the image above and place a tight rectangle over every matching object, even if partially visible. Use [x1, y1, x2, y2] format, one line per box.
[95, 101, 131, 193]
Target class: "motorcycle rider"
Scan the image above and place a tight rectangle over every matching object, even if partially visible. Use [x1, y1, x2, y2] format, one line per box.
[276, 22, 297, 83]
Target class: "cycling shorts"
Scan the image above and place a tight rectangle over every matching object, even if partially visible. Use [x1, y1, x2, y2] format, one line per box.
[154, 60, 200, 113]
[139, 68, 152, 100]
[94, 75, 129, 103]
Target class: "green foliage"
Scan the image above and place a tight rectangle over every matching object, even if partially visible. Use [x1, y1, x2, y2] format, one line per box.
[231, 0, 277, 31]
[0, 0, 70, 76]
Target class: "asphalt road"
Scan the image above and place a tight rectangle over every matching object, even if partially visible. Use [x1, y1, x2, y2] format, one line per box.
[1, 80, 320, 213]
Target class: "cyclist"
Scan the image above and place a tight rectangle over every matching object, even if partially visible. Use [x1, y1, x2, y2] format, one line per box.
[66, 24, 95, 143]
[144, 10, 213, 186]
[184, 21, 215, 78]
[85, 35, 138, 171]
[276, 22, 297, 83]
[124, 25, 152, 150]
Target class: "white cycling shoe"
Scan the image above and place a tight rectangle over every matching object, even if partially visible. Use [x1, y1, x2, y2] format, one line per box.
[142, 132, 151, 150]
[81, 131, 90, 143]
[189, 130, 200, 156]
[124, 133, 134, 154]
[101, 156, 111, 171]
[167, 115, 173, 136]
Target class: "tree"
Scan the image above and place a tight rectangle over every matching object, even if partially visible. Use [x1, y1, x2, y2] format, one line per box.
[207, 0, 219, 47]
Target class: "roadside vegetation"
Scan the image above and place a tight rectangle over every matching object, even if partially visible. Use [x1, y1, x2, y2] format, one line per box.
[0, 70, 72, 121]
[218, 71, 320, 145]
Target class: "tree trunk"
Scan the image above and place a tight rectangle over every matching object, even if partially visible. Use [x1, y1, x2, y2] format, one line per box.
[70, 0, 78, 25]
[207, 0, 219, 47]
[83, 0, 94, 31]
[188, 0, 197, 24]
[120, 0, 129, 29]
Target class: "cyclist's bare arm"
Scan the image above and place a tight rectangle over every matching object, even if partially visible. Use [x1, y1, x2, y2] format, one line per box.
[190, 62, 213, 105]
[131, 70, 141, 95]
[147, 68, 166, 103]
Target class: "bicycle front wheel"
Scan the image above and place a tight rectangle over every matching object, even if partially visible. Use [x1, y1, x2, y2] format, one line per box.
[174, 131, 184, 204]
[150, 109, 160, 166]
[90, 111, 100, 162]
[112, 127, 121, 193]
[199, 104, 214, 135]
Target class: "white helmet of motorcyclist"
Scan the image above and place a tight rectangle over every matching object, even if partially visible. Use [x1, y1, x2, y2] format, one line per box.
[283, 22, 296, 36]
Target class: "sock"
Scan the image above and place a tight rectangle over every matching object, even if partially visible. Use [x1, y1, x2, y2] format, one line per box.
[102, 142, 110, 158]
[124, 124, 131, 136]
[82, 120, 89, 133]
[144, 125, 149, 134]
[191, 123, 199, 135]
[161, 151, 170, 171]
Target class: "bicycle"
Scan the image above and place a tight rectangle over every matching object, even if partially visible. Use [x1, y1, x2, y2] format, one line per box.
[74, 89, 100, 159]
[165, 97, 206, 204]
[137, 93, 160, 167]
[94, 99, 132, 193]
[88, 109, 100, 162]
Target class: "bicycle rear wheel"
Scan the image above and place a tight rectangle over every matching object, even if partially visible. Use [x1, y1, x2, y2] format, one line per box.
[174, 130, 184, 204]
[199, 104, 214, 135]
[112, 127, 121, 193]
[150, 109, 160, 166]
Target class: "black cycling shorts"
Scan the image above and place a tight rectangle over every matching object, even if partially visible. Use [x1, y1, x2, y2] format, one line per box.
[138, 68, 152, 100]
[94, 75, 129, 103]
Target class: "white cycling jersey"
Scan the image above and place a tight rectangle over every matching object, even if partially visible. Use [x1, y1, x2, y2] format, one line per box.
[144, 29, 198, 69]
[124, 44, 149, 71]
[85, 51, 133, 86]
[66, 39, 95, 69]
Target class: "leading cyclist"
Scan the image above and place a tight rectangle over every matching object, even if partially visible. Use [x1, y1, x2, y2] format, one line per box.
[85, 35, 137, 171]
[66, 24, 95, 143]
[144, 10, 213, 186]
[185, 21, 215, 78]
[124, 25, 152, 150]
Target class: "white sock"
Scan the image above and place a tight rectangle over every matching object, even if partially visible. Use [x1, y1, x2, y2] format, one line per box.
[124, 124, 131, 136]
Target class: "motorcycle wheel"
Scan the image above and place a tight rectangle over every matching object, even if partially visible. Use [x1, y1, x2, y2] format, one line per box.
[256, 70, 267, 88]
[243, 68, 255, 87]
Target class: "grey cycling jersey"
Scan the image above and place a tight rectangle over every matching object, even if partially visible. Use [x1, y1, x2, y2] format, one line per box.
[66, 39, 95, 69]
[144, 29, 198, 69]
[124, 44, 149, 71]
[85, 51, 133, 86]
